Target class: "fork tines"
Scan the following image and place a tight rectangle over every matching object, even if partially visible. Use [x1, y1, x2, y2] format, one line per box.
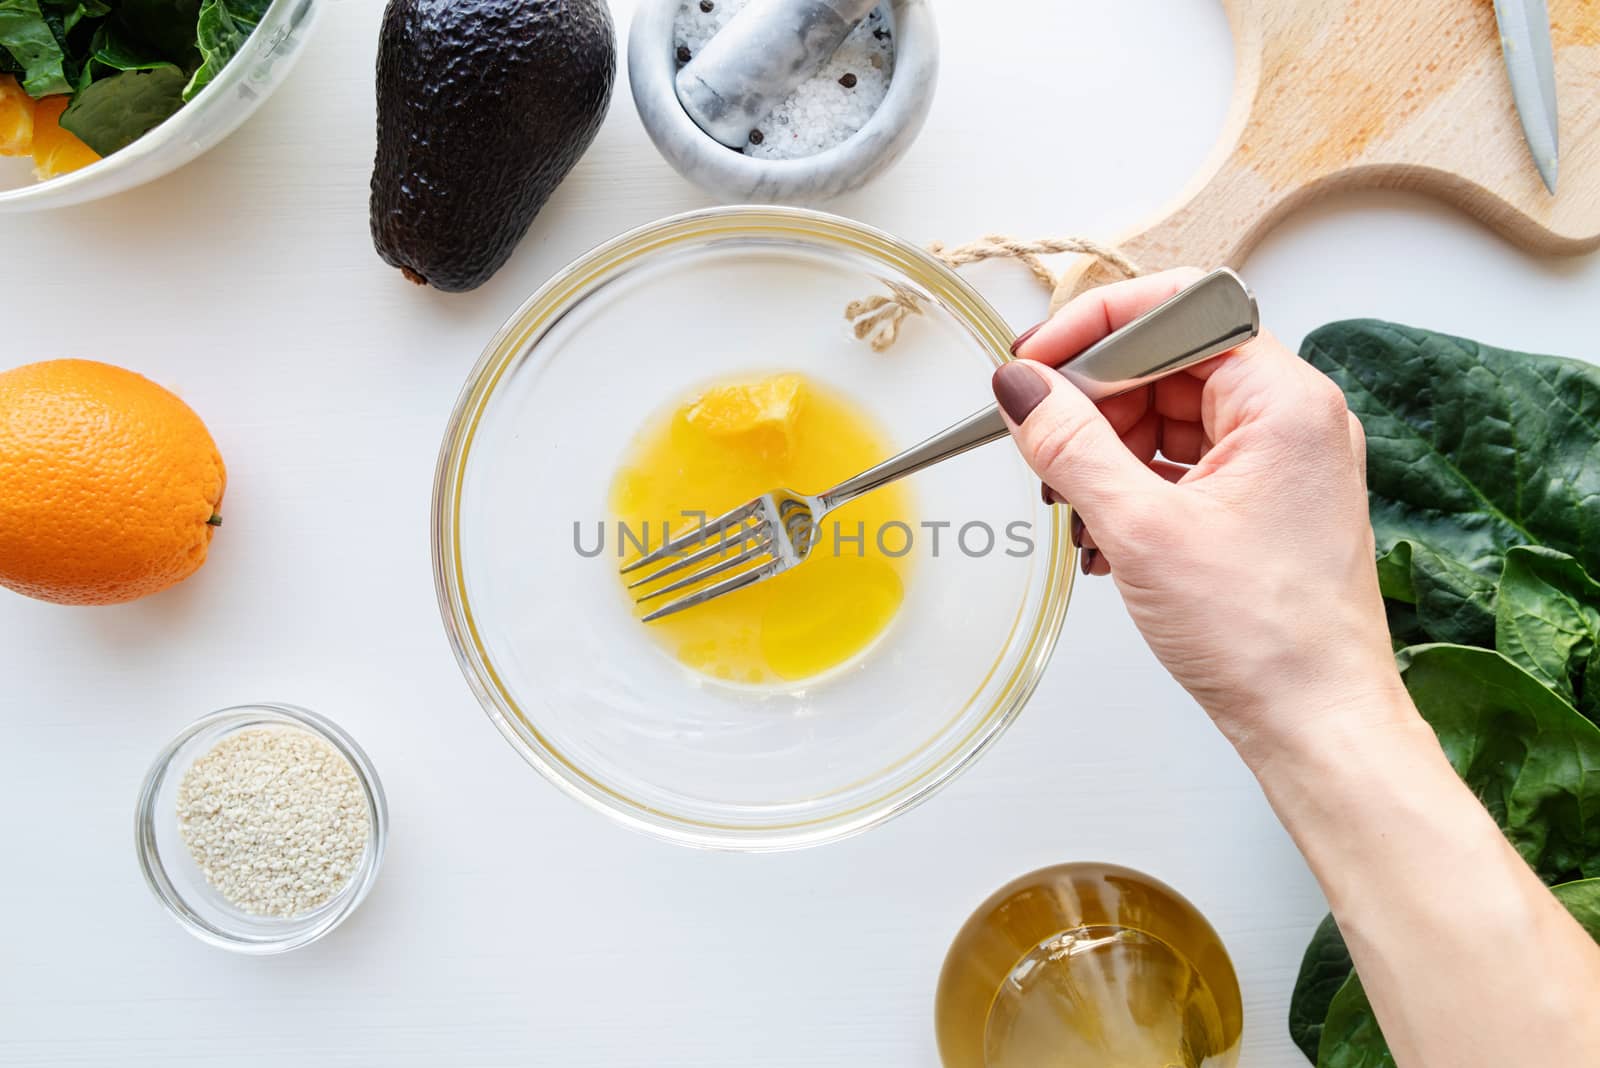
[619, 499, 783, 622]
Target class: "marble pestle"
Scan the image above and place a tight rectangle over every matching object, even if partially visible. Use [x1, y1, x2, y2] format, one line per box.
[675, 0, 880, 148]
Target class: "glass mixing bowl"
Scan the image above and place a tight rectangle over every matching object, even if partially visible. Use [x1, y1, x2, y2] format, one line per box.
[0, 0, 318, 212]
[433, 207, 1074, 850]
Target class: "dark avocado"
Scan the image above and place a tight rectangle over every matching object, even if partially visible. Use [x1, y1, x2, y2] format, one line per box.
[370, 0, 616, 293]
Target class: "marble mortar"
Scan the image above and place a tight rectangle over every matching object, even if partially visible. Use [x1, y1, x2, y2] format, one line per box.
[629, 0, 939, 203]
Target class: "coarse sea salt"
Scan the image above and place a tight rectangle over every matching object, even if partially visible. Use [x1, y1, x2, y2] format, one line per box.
[674, 0, 895, 160]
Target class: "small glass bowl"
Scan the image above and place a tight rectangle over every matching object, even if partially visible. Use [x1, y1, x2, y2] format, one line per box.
[134, 703, 387, 954]
[0, 0, 319, 212]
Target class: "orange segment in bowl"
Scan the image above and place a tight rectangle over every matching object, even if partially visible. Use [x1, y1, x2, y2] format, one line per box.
[0, 75, 34, 156]
[30, 96, 100, 180]
[685, 372, 806, 463]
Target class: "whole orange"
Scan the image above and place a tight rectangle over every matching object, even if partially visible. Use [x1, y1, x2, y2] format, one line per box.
[0, 359, 226, 605]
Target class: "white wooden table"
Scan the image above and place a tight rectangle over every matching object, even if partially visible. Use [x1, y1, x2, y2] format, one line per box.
[3, 1, 1596, 1063]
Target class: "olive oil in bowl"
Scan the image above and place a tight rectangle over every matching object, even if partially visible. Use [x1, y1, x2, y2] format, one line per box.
[611, 372, 913, 685]
[935, 863, 1242, 1068]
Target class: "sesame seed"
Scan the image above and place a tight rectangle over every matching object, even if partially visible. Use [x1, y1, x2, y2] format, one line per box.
[177, 727, 369, 918]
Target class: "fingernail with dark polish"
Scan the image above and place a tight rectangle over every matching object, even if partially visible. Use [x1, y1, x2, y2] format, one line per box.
[993, 362, 1051, 424]
[1009, 322, 1044, 356]
[1041, 482, 1065, 507]
[1069, 512, 1083, 545]
[1080, 548, 1098, 574]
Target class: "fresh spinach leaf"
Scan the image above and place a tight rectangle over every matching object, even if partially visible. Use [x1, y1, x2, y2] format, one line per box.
[47, 0, 111, 36]
[1290, 913, 1352, 1063]
[1399, 644, 1600, 884]
[183, 0, 267, 101]
[1382, 599, 1427, 652]
[1376, 539, 1498, 647]
[69, 21, 164, 92]
[1587, 641, 1600, 724]
[1315, 879, 1600, 1068]
[1315, 974, 1392, 1068]
[1496, 546, 1600, 720]
[34, 0, 109, 88]
[1304, 321, 1600, 647]
[87, 20, 168, 71]
[59, 60, 183, 154]
[1553, 878, 1600, 939]
[0, 0, 70, 94]
[1304, 326, 1600, 1067]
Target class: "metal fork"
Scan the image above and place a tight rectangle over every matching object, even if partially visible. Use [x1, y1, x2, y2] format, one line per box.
[622, 267, 1259, 621]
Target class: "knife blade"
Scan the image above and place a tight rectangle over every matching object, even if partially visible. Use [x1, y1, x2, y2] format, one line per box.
[1493, 0, 1561, 194]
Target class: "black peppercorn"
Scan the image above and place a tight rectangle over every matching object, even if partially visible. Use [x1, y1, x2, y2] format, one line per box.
[676, 44, 692, 63]
[748, 129, 765, 145]
[839, 72, 858, 88]
[873, 27, 889, 40]
[700, 0, 714, 10]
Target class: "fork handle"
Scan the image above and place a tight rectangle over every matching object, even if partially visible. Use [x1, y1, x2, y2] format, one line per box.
[817, 267, 1259, 511]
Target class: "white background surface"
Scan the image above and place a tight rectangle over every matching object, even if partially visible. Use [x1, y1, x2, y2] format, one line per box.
[2, 1, 1597, 1064]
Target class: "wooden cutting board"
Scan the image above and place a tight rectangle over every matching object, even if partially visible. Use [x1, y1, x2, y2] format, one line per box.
[1051, 0, 1600, 306]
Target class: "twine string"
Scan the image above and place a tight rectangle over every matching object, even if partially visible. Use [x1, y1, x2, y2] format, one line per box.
[846, 235, 1143, 351]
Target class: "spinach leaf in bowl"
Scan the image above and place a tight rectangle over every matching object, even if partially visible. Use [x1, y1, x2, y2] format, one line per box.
[60, 61, 183, 153]
[87, 20, 177, 74]
[114, 0, 199, 64]
[184, 0, 268, 101]
[0, 0, 72, 95]
[57, 19, 187, 151]
[55, 0, 111, 36]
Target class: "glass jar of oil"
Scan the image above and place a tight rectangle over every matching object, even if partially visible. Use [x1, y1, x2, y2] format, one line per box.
[935, 863, 1243, 1068]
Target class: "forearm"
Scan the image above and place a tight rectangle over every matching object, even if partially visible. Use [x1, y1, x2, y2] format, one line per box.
[1250, 687, 1600, 1068]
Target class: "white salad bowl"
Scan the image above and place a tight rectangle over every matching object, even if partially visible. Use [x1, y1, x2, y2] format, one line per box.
[0, 0, 319, 213]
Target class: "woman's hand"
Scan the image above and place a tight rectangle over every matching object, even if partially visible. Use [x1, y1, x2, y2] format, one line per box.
[993, 269, 1408, 764]
[1002, 271, 1600, 1068]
